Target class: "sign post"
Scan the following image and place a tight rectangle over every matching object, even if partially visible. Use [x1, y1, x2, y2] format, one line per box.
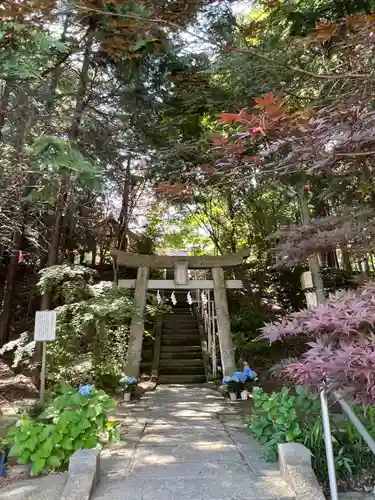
[34, 311, 57, 405]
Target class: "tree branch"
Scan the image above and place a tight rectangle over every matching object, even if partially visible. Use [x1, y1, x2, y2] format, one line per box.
[335, 150, 375, 157]
[70, 3, 373, 83]
[230, 48, 371, 81]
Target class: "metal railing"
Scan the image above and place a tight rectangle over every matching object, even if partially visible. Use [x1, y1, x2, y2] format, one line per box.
[321, 389, 375, 500]
[196, 289, 218, 378]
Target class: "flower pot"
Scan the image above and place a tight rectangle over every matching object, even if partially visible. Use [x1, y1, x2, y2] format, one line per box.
[123, 392, 131, 402]
[229, 392, 237, 401]
[240, 390, 248, 400]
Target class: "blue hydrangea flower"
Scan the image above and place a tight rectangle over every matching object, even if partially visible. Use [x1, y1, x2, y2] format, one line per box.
[244, 366, 257, 380]
[233, 371, 246, 382]
[119, 376, 137, 386]
[79, 384, 92, 396]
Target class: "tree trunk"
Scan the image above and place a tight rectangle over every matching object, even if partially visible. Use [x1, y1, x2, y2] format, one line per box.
[226, 190, 237, 253]
[46, 14, 70, 116]
[297, 185, 325, 305]
[40, 192, 65, 309]
[341, 247, 352, 272]
[91, 243, 97, 266]
[40, 19, 95, 310]
[0, 231, 23, 346]
[70, 22, 95, 141]
[0, 81, 12, 142]
[117, 156, 131, 251]
[0, 85, 35, 346]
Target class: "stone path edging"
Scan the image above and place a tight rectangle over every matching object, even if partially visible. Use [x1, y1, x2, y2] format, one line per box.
[278, 442, 325, 500]
[61, 449, 100, 500]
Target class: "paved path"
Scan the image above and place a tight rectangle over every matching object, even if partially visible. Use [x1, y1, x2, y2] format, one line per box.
[96, 384, 296, 500]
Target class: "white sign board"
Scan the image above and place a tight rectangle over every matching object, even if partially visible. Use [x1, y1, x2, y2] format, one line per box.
[34, 311, 57, 341]
[175, 261, 189, 285]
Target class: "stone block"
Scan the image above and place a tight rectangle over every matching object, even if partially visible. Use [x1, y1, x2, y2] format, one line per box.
[61, 449, 101, 500]
[278, 443, 325, 500]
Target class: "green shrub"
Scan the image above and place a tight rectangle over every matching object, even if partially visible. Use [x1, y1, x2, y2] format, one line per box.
[249, 386, 319, 461]
[249, 386, 375, 487]
[5, 382, 118, 475]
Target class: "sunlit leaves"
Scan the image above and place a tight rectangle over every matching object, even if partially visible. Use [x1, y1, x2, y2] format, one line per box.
[31, 136, 102, 192]
[260, 282, 375, 404]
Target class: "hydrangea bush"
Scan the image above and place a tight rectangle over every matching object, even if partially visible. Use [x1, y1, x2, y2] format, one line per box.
[119, 376, 137, 393]
[5, 383, 118, 475]
[259, 283, 375, 404]
[222, 367, 258, 393]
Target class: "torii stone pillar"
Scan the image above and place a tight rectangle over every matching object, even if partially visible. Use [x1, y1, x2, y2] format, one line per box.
[212, 267, 236, 376]
[112, 248, 249, 379]
[126, 265, 149, 378]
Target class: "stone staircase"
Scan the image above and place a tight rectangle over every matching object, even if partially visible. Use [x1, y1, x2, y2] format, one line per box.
[158, 306, 207, 384]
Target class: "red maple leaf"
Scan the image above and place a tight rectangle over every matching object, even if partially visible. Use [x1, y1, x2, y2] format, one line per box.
[254, 92, 276, 108]
[217, 113, 242, 124]
[217, 108, 250, 125]
[265, 105, 285, 118]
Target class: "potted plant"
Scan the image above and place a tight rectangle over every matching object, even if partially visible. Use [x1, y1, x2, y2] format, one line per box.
[222, 375, 246, 401]
[228, 379, 244, 400]
[119, 376, 137, 402]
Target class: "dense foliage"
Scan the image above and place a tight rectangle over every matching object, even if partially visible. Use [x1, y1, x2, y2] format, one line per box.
[260, 282, 375, 404]
[5, 383, 118, 475]
[249, 386, 375, 489]
[0, 264, 167, 387]
[1, 0, 375, 422]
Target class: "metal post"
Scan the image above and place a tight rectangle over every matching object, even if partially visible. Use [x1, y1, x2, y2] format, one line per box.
[207, 297, 212, 355]
[39, 341, 47, 406]
[320, 389, 338, 500]
[334, 391, 375, 456]
[212, 301, 216, 377]
[212, 317, 217, 378]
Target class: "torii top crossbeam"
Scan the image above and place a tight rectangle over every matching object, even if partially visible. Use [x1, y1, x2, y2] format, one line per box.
[111, 248, 250, 269]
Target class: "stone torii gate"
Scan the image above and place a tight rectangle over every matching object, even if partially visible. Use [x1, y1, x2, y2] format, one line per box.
[111, 248, 249, 378]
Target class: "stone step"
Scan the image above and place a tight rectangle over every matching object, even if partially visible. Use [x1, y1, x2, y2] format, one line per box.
[162, 333, 200, 340]
[160, 345, 202, 353]
[163, 318, 198, 324]
[161, 338, 201, 347]
[162, 327, 199, 334]
[160, 358, 205, 368]
[164, 311, 196, 317]
[158, 374, 207, 384]
[160, 351, 203, 360]
[159, 365, 206, 375]
[163, 318, 198, 328]
[162, 323, 198, 330]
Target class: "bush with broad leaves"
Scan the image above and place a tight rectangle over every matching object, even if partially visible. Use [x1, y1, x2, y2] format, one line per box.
[259, 282, 375, 404]
[5, 383, 118, 475]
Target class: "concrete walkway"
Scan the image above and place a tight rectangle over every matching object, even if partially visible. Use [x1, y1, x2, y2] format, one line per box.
[96, 385, 296, 500]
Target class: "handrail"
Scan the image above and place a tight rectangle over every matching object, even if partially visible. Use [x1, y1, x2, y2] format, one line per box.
[333, 391, 375, 455]
[196, 288, 218, 378]
[320, 388, 375, 500]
